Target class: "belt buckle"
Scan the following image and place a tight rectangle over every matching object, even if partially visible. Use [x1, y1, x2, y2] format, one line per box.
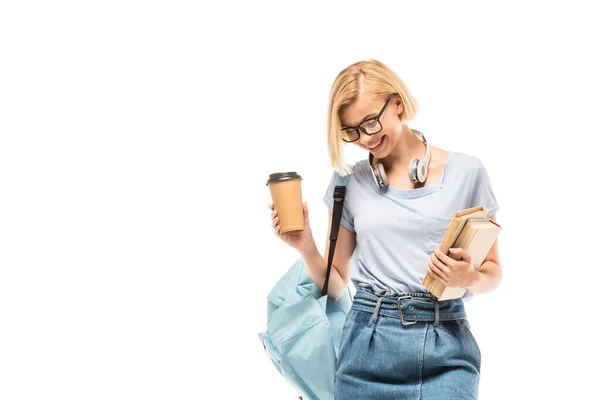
[397, 296, 417, 325]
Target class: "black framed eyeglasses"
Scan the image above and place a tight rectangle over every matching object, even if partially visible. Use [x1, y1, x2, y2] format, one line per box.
[341, 94, 395, 143]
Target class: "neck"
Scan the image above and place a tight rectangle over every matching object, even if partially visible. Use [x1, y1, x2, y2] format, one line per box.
[378, 125, 426, 171]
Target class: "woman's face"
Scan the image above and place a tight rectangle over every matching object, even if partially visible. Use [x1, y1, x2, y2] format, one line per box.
[339, 94, 403, 158]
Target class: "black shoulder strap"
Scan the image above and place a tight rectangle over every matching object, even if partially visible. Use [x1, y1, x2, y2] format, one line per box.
[320, 185, 347, 297]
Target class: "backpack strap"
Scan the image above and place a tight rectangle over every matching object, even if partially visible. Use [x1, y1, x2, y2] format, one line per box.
[321, 166, 354, 297]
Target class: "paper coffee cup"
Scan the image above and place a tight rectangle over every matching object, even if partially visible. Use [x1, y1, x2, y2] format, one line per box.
[266, 172, 304, 234]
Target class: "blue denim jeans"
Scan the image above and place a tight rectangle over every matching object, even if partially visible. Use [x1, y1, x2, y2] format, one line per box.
[334, 282, 481, 399]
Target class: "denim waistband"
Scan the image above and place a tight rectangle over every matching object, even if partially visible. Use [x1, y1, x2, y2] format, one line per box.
[353, 282, 467, 326]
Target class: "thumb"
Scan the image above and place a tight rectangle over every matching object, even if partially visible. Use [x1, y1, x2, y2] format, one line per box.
[449, 247, 468, 261]
[302, 201, 309, 222]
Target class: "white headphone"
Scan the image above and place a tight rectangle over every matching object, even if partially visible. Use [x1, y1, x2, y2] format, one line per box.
[369, 130, 431, 188]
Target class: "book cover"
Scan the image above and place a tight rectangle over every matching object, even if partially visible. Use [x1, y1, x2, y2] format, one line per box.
[428, 217, 502, 300]
[422, 206, 488, 290]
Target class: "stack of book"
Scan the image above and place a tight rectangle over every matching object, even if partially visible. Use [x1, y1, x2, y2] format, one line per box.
[422, 206, 502, 300]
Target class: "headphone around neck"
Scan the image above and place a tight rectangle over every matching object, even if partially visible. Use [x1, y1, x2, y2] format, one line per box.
[369, 130, 431, 189]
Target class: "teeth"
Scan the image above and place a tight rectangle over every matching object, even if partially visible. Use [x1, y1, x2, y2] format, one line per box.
[367, 139, 382, 149]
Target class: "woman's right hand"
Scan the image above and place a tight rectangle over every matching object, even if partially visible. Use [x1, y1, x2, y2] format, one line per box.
[269, 202, 315, 254]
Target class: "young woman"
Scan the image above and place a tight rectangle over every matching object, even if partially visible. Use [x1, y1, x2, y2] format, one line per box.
[269, 59, 501, 399]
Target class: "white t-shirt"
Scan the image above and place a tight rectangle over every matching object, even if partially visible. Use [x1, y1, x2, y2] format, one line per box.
[322, 150, 500, 301]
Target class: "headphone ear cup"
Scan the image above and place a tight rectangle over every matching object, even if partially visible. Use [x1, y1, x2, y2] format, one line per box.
[374, 163, 388, 187]
[416, 160, 428, 182]
[409, 158, 419, 183]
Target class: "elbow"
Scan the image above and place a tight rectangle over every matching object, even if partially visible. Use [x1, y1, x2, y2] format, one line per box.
[330, 292, 346, 302]
[331, 276, 351, 302]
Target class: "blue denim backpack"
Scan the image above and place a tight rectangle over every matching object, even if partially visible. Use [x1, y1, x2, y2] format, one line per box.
[258, 168, 354, 400]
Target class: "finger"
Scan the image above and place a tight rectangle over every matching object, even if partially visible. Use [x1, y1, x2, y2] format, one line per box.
[272, 216, 279, 228]
[429, 259, 448, 281]
[302, 202, 309, 224]
[275, 225, 281, 236]
[271, 210, 277, 219]
[434, 247, 455, 266]
[427, 264, 446, 285]
[449, 248, 467, 262]
[269, 204, 274, 210]
[428, 259, 445, 279]
[431, 253, 452, 275]
[428, 262, 448, 285]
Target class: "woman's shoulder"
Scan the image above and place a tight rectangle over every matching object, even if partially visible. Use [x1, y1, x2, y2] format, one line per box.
[447, 149, 484, 171]
[353, 159, 371, 173]
[347, 159, 372, 185]
[331, 159, 370, 180]
[326, 160, 372, 193]
[445, 150, 493, 191]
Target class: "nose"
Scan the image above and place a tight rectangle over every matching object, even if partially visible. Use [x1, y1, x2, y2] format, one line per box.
[357, 131, 369, 144]
[359, 133, 376, 147]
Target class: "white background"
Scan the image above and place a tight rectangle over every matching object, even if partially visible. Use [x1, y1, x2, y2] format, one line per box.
[1, 1, 598, 399]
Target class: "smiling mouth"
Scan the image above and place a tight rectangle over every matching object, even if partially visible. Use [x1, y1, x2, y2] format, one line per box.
[366, 136, 385, 151]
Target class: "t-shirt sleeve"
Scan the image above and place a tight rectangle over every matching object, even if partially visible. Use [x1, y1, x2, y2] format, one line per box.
[322, 171, 355, 233]
[468, 158, 500, 218]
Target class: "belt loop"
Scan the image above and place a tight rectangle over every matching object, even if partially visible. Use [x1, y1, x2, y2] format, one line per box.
[370, 296, 383, 325]
[433, 299, 440, 327]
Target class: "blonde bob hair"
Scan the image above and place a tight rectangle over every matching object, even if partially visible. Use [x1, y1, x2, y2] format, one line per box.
[327, 59, 419, 176]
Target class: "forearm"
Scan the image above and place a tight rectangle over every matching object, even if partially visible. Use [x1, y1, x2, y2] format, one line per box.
[299, 241, 346, 301]
[466, 260, 502, 294]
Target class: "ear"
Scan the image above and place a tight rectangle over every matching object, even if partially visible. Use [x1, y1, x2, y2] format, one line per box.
[395, 95, 404, 116]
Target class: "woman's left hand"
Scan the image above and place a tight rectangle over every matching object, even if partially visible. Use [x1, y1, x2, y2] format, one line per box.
[428, 247, 478, 288]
